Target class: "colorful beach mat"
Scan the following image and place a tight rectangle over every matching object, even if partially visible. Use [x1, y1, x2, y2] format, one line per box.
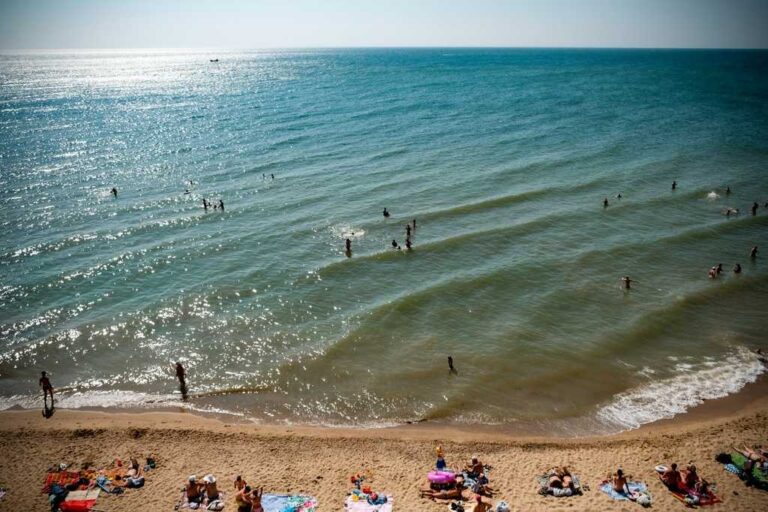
[59, 489, 100, 512]
[723, 452, 768, 488]
[42, 470, 82, 494]
[344, 493, 393, 511]
[262, 493, 318, 512]
[655, 470, 721, 506]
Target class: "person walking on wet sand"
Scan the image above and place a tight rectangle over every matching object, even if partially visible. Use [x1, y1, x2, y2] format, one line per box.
[39, 371, 54, 403]
[175, 362, 188, 399]
[448, 356, 457, 374]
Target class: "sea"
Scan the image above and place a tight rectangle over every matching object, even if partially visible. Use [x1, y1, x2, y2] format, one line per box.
[1, 48, 767, 435]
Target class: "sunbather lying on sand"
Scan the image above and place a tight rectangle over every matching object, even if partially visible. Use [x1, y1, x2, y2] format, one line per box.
[735, 445, 768, 463]
[549, 467, 573, 490]
[421, 474, 465, 500]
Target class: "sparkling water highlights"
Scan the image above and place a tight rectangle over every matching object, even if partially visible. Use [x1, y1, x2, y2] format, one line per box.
[1, 49, 767, 433]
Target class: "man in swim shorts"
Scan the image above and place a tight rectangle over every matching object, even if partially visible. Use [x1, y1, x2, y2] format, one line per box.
[39, 371, 53, 403]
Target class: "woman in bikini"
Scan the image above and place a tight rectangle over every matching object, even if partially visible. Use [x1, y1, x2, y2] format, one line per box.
[250, 486, 264, 512]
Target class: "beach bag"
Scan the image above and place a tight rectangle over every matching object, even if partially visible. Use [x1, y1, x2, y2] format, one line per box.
[207, 499, 225, 511]
[126, 476, 144, 488]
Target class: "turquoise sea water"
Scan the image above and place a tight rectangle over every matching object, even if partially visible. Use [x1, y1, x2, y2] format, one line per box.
[1, 49, 767, 434]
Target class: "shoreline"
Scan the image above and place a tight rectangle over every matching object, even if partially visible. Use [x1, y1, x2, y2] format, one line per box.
[2, 371, 766, 441]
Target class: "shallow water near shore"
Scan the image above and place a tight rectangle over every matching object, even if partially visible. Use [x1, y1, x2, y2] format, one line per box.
[1, 48, 767, 434]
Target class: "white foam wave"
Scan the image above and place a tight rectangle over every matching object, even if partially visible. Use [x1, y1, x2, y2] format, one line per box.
[597, 346, 764, 430]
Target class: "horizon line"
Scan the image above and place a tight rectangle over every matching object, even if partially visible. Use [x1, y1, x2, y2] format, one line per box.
[2, 45, 768, 53]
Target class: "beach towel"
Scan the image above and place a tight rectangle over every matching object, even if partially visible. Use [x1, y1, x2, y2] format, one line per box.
[723, 452, 768, 489]
[599, 481, 650, 503]
[59, 489, 100, 512]
[344, 493, 393, 511]
[261, 493, 318, 512]
[655, 468, 721, 506]
[42, 471, 82, 494]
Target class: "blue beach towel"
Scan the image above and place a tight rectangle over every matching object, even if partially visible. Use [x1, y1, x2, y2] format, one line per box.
[261, 493, 318, 512]
[599, 481, 647, 501]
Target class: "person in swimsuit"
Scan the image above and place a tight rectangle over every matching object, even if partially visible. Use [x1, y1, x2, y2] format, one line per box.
[621, 276, 634, 290]
[391, 239, 400, 250]
[751, 246, 758, 259]
[383, 208, 390, 218]
[448, 356, 456, 374]
[345, 238, 351, 254]
[186, 475, 203, 505]
[708, 266, 717, 279]
[234, 475, 247, 492]
[39, 371, 54, 403]
[612, 469, 629, 494]
[111, 187, 118, 198]
[203, 198, 208, 211]
[250, 487, 264, 512]
[219, 199, 224, 211]
[405, 238, 412, 250]
[681, 465, 699, 489]
[716, 263, 723, 275]
[406, 224, 411, 237]
[726, 186, 731, 195]
[465, 456, 484, 479]
[203, 474, 219, 502]
[235, 485, 252, 512]
[661, 463, 682, 491]
[752, 202, 759, 216]
[733, 263, 742, 274]
[672, 180, 677, 191]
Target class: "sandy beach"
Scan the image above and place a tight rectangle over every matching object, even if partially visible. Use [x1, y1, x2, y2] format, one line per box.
[1, 386, 767, 512]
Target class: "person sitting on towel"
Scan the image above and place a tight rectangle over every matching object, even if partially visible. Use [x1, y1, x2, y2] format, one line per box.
[661, 464, 682, 491]
[612, 468, 629, 494]
[465, 456, 484, 478]
[682, 465, 700, 489]
[549, 467, 573, 490]
[186, 475, 203, 504]
[203, 474, 219, 501]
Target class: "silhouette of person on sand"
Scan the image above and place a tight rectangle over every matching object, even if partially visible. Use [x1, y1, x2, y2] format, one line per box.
[175, 362, 188, 401]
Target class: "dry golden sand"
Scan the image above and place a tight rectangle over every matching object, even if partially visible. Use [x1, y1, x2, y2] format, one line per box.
[0, 395, 767, 512]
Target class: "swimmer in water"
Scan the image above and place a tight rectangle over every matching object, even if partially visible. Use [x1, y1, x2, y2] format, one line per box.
[726, 186, 731, 195]
[203, 199, 208, 211]
[345, 238, 351, 253]
[405, 238, 412, 250]
[184, 189, 190, 195]
[672, 180, 677, 191]
[617, 193, 622, 199]
[733, 263, 742, 274]
[413, 219, 417, 230]
[383, 208, 390, 218]
[391, 239, 400, 250]
[603, 197, 609, 208]
[716, 263, 723, 275]
[708, 266, 718, 279]
[271, 173, 274, 180]
[406, 224, 411, 237]
[111, 187, 118, 198]
[750, 246, 758, 259]
[219, 199, 224, 211]
[621, 276, 634, 290]
[752, 202, 759, 216]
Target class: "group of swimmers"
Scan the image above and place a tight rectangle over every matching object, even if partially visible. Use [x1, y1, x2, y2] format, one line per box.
[203, 198, 225, 211]
[707, 245, 758, 279]
[343, 209, 418, 255]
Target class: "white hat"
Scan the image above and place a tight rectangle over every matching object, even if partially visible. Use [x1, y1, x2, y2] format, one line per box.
[188, 475, 197, 482]
[204, 474, 216, 484]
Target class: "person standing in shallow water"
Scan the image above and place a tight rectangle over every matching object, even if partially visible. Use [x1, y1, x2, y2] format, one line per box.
[750, 246, 758, 259]
[621, 276, 634, 290]
[219, 199, 224, 211]
[391, 239, 400, 250]
[733, 263, 742, 274]
[39, 371, 54, 404]
[406, 224, 411, 238]
[111, 187, 118, 198]
[383, 208, 390, 218]
[603, 197, 609, 208]
[448, 356, 457, 374]
[752, 202, 759, 216]
[175, 362, 188, 400]
[672, 180, 677, 191]
[345, 238, 351, 255]
[203, 198, 208, 211]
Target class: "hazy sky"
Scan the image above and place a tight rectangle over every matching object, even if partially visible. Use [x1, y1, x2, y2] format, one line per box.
[1, 0, 767, 50]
